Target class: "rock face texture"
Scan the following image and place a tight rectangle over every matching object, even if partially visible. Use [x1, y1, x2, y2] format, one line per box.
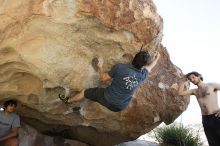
[19, 123, 89, 146]
[0, 0, 189, 145]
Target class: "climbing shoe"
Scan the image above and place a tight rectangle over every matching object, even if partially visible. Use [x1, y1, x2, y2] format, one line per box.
[58, 94, 69, 104]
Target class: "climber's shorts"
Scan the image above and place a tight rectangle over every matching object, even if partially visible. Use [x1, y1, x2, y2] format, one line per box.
[202, 113, 220, 146]
[84, 87, 121, 112]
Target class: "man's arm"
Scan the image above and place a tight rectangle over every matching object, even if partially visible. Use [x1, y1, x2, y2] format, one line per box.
[178, 80, 195, 96]
[97, 63, 112, 82]
[211, 83, 220, 91]
[0, 127, 19, 142]
[145, 52, 160, 72]
[213, 83, 220, 117]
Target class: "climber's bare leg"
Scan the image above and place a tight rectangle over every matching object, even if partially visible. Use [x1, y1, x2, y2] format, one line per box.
[68, 89, 85, 103]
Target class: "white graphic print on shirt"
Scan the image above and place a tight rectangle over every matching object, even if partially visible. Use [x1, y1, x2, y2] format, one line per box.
[123, 75, 138, 90]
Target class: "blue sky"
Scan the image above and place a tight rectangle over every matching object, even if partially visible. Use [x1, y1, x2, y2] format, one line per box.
[153, 0, 220, 124]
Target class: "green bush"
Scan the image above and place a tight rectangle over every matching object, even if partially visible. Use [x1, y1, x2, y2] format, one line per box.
[154, 124, 202, 146]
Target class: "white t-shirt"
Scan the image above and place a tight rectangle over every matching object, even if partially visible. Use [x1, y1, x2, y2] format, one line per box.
[0, 111, 20, 137]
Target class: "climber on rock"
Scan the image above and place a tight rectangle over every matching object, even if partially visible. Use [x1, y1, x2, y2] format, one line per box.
[178, 71, 220, 146]
[59, 50, 160, 112]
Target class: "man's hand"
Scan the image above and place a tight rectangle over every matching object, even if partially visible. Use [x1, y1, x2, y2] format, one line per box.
[179, 76, 190, 86]
[92, 57, 104, 71]
[154, 51, 160, 60]
[0, 127, 19, 142]
[183, 80, 190, 87]
[145, 51, 160, 72]
[150, 51, 160, 62]
[92, 57, 111, 82]
[97, 57, 104, 69]
[178, 77, 194, 96]
[215, 109, 220, 117]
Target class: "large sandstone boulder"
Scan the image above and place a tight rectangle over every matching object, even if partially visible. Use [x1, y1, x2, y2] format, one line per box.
[0, 0, 189, 145]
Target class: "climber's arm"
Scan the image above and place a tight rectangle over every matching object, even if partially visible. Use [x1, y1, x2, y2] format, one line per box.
[145, 52, 160, 72]
[97, 64, 112, 82]
[178, 80, 195, 96]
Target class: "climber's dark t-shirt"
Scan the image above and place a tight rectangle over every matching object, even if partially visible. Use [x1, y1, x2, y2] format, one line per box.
[104, 64, 148, 110]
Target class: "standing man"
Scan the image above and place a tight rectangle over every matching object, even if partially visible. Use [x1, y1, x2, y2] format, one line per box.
[59, 51, 160, 112]
[178, 71, 220, 146]
[0, 99, 20, 146]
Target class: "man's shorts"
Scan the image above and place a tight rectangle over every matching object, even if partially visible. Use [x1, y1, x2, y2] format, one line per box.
[202, 113, 220, 146]
[84, 87, 121, 112]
